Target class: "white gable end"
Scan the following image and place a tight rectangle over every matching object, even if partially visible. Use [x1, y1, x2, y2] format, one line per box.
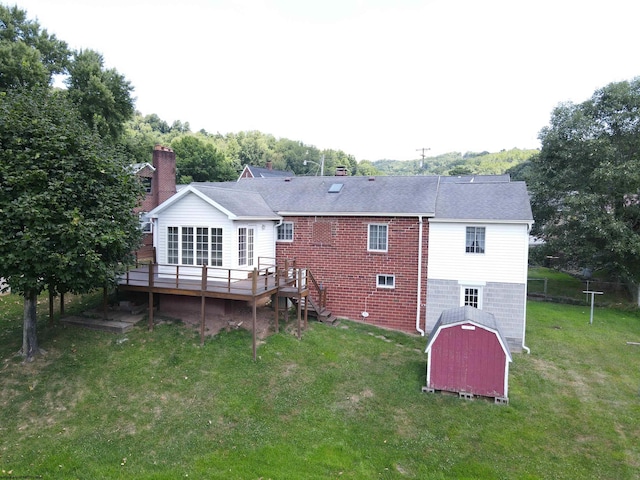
[427, 221, 529, 284]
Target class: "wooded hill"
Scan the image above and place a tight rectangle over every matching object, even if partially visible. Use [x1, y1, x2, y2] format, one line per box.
[371, 148, 538, 176]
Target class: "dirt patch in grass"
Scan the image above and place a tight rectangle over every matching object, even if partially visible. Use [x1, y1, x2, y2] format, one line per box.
[159, 305, 278, 340]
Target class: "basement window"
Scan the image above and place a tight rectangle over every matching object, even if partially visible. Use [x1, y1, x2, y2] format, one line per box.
[377, 274, 395, 289]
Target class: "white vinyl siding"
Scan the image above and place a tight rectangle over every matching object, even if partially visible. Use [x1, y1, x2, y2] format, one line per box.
[153, 191, 276, 271]
[427, 222, 530, 284]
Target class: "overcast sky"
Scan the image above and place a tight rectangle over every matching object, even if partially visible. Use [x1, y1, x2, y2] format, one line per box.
[11, 0, 640, 161]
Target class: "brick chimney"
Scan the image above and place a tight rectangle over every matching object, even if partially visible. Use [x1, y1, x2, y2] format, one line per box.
[266, 160, 273, 171]
[335, 166, 348, 176]
[153, 145, 177, 205]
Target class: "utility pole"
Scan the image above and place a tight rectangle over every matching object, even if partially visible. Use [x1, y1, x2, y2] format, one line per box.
[416, 147, 430, 169]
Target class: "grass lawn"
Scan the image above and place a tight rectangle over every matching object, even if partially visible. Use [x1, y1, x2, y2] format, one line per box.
[1, 292, 639, 479]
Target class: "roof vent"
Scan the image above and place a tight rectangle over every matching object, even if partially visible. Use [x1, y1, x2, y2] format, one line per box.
[368, 177, 375, 181]
[284, 177, 292, 182]
[328, 183, 344, 193]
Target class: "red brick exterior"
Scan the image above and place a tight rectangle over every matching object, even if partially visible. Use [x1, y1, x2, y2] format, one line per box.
[276, 216, 429, 333]
[135, 145, 176, 261]
[138, 145, 177, 213]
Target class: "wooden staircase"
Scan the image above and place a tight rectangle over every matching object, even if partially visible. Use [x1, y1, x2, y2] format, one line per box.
[299, 295, 338, 325]
[276, 262, 337, 328]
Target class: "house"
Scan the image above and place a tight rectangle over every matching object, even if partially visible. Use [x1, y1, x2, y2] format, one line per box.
[131, 174, 533, 350]
[237, 161, 294, 180]
[423, 306, 512, 403]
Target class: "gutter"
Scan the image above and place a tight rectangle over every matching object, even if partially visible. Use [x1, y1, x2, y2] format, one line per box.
[416, 215, 425, 336]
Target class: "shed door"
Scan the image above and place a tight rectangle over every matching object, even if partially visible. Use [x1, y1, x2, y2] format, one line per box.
[430, 324, 506, 397]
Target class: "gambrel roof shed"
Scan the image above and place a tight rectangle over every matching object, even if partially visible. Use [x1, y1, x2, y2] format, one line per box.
[424, 306, 512, 402]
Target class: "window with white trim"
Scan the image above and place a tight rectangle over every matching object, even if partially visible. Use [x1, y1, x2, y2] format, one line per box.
[461, 286, 483, 309]
[168, 227, 179, 264]
[238, 227, 255, 267]
[377, 274, 395, 289]
[465, 226, 485, 254]
[167, 226, 223, 266]
[368, 223, 388, 252]
[277, 222, 294, 242]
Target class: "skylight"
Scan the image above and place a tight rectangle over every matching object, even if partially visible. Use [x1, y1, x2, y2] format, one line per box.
[328, 183, 344, 193]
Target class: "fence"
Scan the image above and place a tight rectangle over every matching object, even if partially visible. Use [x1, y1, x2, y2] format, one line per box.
[527, 277, 632, 306]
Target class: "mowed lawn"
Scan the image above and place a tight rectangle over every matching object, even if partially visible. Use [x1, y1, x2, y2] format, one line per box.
[1, 293, 639, 479]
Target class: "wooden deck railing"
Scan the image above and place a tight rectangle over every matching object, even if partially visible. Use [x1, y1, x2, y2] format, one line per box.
[121, 261, 280, 296]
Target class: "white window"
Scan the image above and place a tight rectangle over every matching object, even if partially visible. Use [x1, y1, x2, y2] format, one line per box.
[460, 285, 483, 309]
[139, 212, 152, 233]
[238, 227, 255, 267]
[167, 226, 222, 266]
[168, 227, 179, 264]
[277, 222, 294, 242]
[368, 224, 388, 252]
[466, 226, 485, 254]
[377, 274, 395, 289]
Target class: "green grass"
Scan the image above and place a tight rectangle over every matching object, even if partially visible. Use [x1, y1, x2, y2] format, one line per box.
[1, 292, 640, 479]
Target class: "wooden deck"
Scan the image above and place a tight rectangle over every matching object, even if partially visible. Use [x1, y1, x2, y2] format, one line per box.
[117, 260, 311, 359]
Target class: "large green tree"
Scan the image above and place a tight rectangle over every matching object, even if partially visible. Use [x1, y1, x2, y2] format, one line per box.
[0, 87, 143, 361]
[0, 4, 69, 89]
[65, 49, 135, 143]
[529, 78, 640, 286]
[171, 135, 237, 183]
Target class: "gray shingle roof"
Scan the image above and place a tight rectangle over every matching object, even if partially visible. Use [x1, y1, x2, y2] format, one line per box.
[190, 175, 532, 221]
[195, 176, 440, 216]
[243, 166, 295, 178]
[434, 181, 533, 221]
[193, 185, 279, 219]
[425, 306, 512, 360]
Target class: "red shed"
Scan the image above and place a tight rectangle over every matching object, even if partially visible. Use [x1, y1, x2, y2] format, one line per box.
[423, 306, 512, 403]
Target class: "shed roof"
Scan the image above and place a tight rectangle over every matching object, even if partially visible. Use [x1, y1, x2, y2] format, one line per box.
[425, 306, 512, 361]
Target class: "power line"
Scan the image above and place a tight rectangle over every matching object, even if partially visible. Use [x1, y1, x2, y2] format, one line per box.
[416, 147, 430, 169]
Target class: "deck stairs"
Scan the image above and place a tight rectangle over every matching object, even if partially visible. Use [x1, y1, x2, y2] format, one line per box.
[298, 295, 338, 325]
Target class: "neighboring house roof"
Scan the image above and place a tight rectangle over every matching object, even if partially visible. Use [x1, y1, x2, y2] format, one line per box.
[238, 164, 295, 180]
[129, 162, 156, 175]
[195, 176, 441, 216]
[147, 184, 280, 221]
[425, 306, 512, 361]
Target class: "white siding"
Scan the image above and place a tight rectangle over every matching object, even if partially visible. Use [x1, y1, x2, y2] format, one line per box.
[427, 221, 529, 284]
[154, 191, 276, 274]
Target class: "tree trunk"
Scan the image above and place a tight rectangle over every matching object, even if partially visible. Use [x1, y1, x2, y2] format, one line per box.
[22, 291, 40, 361]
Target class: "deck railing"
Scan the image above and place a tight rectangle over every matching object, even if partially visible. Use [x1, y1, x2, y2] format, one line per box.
[121, 261, 280, 296]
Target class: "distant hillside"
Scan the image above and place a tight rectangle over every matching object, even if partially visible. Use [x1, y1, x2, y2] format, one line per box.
[371, 148, 538, 176]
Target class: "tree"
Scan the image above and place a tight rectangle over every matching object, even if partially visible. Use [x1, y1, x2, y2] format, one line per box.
[0, 4, 70, 90]
[171, 135, 237, 183]
[529, 78, 640, 285]
[0, 87, 143, 361]
[65, 49, 135, 143]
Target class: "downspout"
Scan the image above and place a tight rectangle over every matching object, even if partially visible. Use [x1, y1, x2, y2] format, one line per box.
[522, 221, 533, 354]
[416, 215, 425, 336]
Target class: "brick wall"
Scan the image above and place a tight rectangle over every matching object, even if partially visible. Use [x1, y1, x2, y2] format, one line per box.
[276, 216, 429, 333]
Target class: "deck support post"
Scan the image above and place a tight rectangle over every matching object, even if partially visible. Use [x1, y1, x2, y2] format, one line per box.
[49, 291, 54, 325]
[274, 270, 280, 333]
[252, 268, 258, 361]
[200, 265, 207, 346]
[148, 263, 154, 331]
[252, 297, 257, 361]
[296, 269, 302, 339]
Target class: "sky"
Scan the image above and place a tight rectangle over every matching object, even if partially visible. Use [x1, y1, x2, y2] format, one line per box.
[10, 0, 640, 161]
